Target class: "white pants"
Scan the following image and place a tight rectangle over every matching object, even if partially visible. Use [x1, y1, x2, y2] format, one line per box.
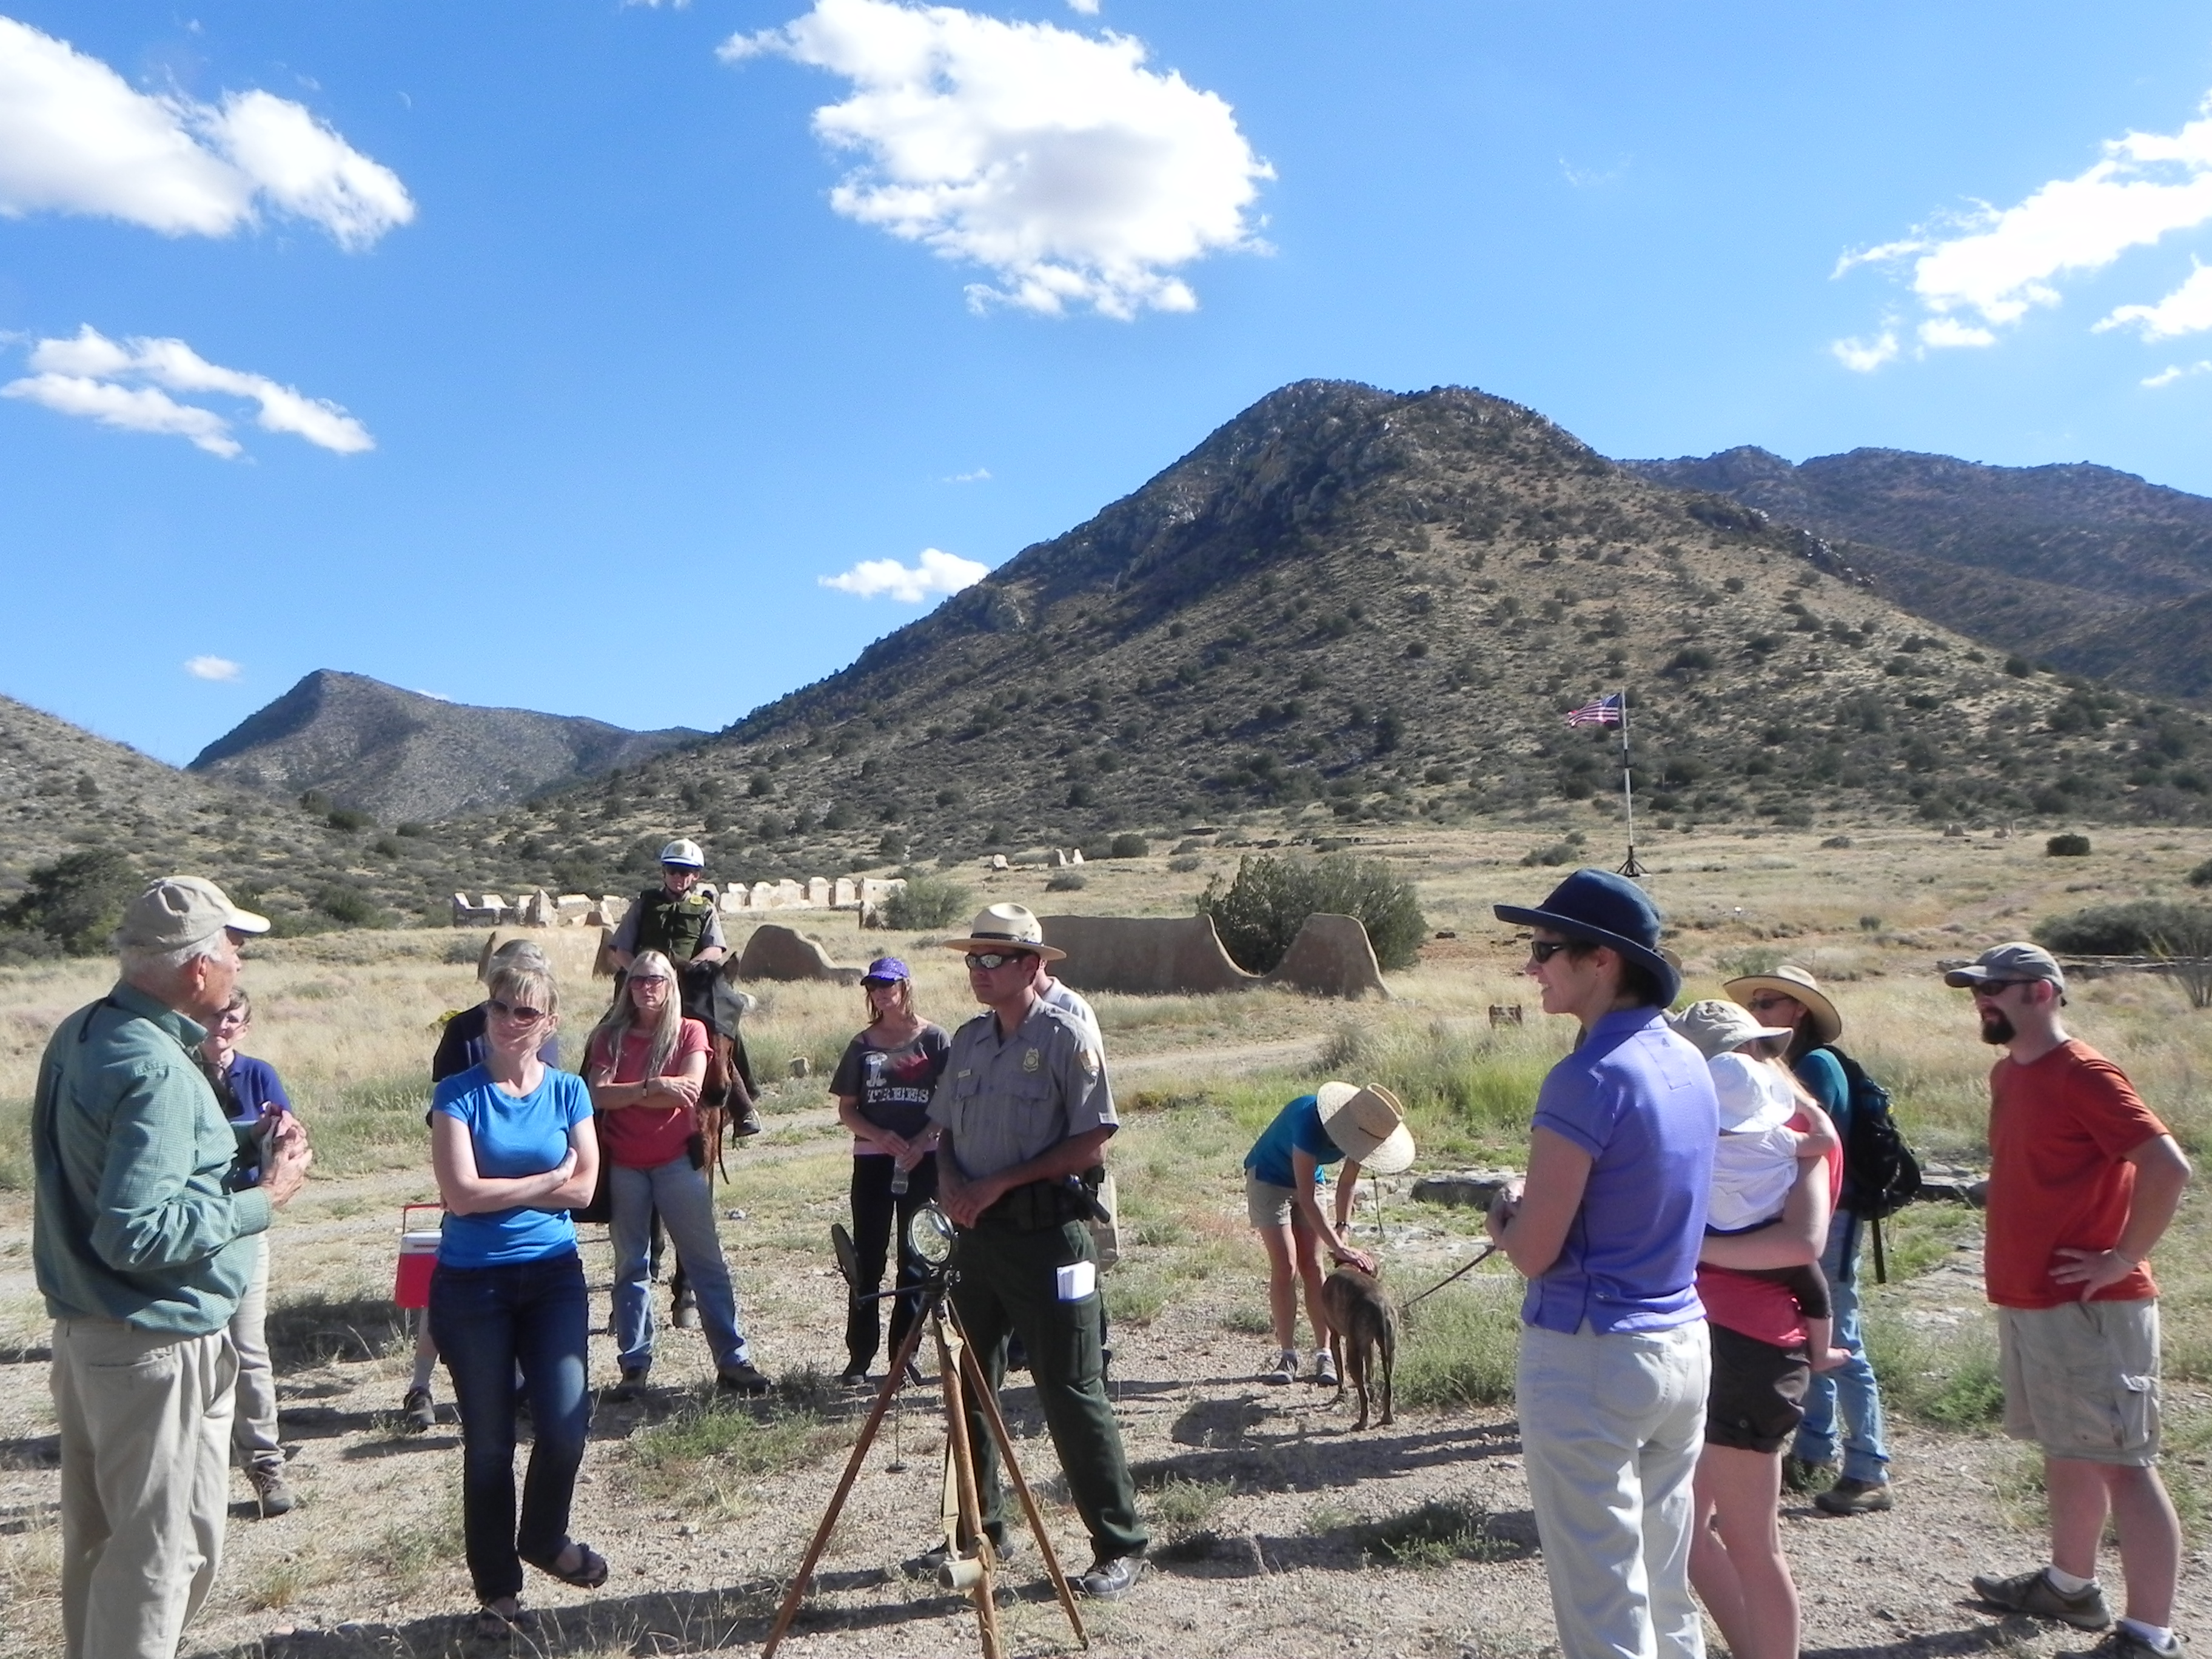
[226, 1236, 281, 1470]
[52, 1318, 236, 1659]
[1518, 1319, 1709, 1659]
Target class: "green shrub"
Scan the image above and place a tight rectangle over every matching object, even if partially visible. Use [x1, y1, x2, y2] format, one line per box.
[885, 871, 970, 930]
[1520, 840, 1577, 868]
[1167, 853, 1202, 873]
[314, 885, 385, 928]
[1107, 833, 1151, 859]
[1, 847, 142, 954]
[1196, 852, 1426, 973]
[2046, 833, 2092, 857]
[326, 806, 375, 833]
[2188, 857, 2212, 889]
[1393, 1285, 1520, 1409]
[1046, 871, 1087, 892]
[2036, 899, 2212, 956]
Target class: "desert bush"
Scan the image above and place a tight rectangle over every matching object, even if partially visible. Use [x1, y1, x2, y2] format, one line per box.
[314, 885, 387, 928]
[1520, 840, 1577, 868]
[2046, 833, 2092, 857]
[2, 847, 142, 955]
[2189, 857, 2212, 889]
[885, 871, 970, 930]
[1393, 1284, 1520, 1409]
[1196, 852, 1426, 973]
[2035, 900, 2212, 957]
[1716, 945, 1788, 979]
[1167, 854, 1202, 873]
[1105, 833, 1150, 859]
[1046, 871, 1087, 892]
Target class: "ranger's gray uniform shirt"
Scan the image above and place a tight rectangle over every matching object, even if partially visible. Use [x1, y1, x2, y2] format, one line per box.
[929, 1000, 1115, 1181]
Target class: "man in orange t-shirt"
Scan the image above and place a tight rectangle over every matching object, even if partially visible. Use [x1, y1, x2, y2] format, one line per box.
[1948, 943, 2193, 1659]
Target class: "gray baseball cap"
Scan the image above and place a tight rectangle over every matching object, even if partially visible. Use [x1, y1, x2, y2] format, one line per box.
[115, 877, 270, 950]
[1943, 942, 2066, 993]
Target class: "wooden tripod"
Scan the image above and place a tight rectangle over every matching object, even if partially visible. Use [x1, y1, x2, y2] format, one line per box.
[759, 1280, 1089, 1658]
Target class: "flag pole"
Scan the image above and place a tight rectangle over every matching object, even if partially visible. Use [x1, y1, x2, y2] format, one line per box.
[1616, 688, 1645, 879]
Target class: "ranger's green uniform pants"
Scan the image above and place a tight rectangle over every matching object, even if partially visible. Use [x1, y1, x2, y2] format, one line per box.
[950, 1219, 1147, 1560]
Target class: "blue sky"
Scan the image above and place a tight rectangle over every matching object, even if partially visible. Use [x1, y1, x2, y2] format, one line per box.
[8, 2, 2212, 765]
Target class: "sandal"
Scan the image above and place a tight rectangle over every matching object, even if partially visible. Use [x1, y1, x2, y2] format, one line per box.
[525, 1540, 609, 1589]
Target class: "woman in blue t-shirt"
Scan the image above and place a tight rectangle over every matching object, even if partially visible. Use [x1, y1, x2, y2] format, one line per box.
[1242, 1082, 1413, 1387]
[427, 957, 603, 1637]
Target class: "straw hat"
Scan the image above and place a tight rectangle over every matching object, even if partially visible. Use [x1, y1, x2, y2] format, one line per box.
[1667, 999, 1795, 1060]
[1315, 1081, 1415, 1175]
[1721, 964, 1842, 1047]
[940, 902, 1067, 963]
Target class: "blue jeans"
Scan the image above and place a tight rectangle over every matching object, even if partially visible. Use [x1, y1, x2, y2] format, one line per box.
[1792, 1212, 1891, 1483]
[610, 1158, 751, 1374]
[428, 1251, 591, 1603]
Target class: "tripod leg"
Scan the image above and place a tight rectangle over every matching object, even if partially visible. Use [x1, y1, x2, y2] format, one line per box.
[934, 1312, 1003, 1659]
[760, 1297, 938, 1659]
[948, 1304, 1091, 1649]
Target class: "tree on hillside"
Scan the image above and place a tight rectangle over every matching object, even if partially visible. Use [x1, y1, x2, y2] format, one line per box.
[1197, 852, 1426, 973]
[3, 848, 144, 955]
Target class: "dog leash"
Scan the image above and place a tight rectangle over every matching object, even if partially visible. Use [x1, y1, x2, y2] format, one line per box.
[1401, 1242, 1502, 1313]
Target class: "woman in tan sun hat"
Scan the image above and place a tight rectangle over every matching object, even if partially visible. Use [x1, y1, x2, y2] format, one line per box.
[1722, 964, 1894, 1518]
[1242, 1082, 1413, 1387]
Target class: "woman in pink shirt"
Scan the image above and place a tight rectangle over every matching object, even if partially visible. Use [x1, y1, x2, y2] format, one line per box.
[585, 951, 768, 1397]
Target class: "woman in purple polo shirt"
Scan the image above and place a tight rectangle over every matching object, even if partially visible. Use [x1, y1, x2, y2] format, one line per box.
[1487, 871, 1718, 1659]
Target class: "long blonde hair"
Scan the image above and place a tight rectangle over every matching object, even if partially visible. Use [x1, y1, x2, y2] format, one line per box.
[590, 950, 681, 1081]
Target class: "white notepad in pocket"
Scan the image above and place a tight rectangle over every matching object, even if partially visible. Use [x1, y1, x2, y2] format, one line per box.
[1056, 1260, 1097, 1302]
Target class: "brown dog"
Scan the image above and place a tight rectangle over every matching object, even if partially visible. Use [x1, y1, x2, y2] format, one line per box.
[1320, 1265, 1396, 1430]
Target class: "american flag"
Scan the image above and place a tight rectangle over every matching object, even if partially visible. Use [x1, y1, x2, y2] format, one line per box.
[1565, 693, 1624, 728]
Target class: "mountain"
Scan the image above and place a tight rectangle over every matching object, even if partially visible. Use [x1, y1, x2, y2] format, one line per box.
[1621, 446, 2212, 697]
[420, 380, 2212, 899]
[0, 692, 455, 936]
[189, 671, 704, 825]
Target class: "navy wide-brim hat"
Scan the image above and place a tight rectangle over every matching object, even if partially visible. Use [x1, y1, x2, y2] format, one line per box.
[1495, 868, 1680, 1007]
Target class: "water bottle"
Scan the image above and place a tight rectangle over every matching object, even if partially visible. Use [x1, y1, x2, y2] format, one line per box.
[890, 1162, 910, 1196]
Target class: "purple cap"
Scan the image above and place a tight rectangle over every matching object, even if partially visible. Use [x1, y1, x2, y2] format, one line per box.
[862, 957, 911, 984]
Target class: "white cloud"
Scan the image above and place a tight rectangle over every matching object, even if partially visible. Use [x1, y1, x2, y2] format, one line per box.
[2098, 258, 2212, 339]
[723, 0, 1271, 319]
[1918, 316, 1997, 350]
[185, 655, 241, 681]
[1065, 0, 1101, 12]
[1837, 93, 2212, 363]
[5, 325, 374, 457]
[1831, 330, 1900, 372]
[819, 546, 990, 601]
[0, 15, 413, 247]
[2142, 360, 2212, 387]
[942, 466, 991, 482]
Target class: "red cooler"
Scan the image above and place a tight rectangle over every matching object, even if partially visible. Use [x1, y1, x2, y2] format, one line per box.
[394, 1204, 443, 1309]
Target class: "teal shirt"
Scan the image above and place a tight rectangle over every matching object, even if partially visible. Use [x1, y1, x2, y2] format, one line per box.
[32, 983, 272, 1335]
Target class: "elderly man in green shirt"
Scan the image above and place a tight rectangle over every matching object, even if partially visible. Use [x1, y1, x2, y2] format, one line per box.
[32, 877, 313, 1659]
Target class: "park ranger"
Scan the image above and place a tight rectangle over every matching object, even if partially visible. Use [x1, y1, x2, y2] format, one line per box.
[929, 903, 1147, 1601]
[608, 839, 727, 971]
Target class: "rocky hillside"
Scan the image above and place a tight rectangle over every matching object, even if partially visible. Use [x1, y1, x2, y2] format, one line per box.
[418, 380, 2212, 899]
[189, 671, 703, 825]
[1623, 446, 2212, 697]
[0, 692, 460, 936]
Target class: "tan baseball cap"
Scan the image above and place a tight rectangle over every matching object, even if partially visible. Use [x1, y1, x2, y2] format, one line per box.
[1668, 999, 1795, 1059]
[115, 877, 270, 951]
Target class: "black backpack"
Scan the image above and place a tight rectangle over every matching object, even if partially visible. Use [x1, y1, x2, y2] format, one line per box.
[1825, 1046, 1922, 1281]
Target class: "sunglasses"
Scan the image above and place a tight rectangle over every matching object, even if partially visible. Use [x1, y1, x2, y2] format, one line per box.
[1744, 993, 1800, 1013]
[1527, 939, 1577, 964]
[628, 975, 671, 988]
[964, 951, 1034, 971]
[1971, 979, 2034, 997]
[488, 998, 549, 1023]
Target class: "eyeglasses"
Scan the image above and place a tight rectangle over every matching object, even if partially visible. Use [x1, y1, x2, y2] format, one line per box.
[964, 951, 1034, 971]
[488, 998, 549, 1023]
[628, 976, 671, 989]
[1527, 939, 1577, 964]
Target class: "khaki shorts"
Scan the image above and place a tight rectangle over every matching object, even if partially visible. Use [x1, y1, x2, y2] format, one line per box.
[1245, 1172, 1302, 1230]
[1998, 1299, 2162, 1466]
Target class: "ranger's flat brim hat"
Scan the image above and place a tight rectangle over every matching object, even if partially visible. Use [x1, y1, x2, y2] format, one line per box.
[1316, 1081, 1415, 1175]
[941, 902, 1067, 962]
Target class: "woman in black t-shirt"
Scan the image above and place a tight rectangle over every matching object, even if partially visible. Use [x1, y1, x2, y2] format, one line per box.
[829, 957, 950, 1385]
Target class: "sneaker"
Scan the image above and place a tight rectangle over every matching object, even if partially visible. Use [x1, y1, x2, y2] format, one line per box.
[248, 1464, 295, 1518]
[1312, 1350, 1339, 1387]
[1261, 1350, 1298, 1386]
[839, 1366, 873, 1389]
[2086, 1628, 2190, 1659]
[1781, 1454, 1835, 1493]
[1814, 1476, 1894, 1516]
[1971, 1567, 2113, 1631]
[1075, 1554, 1143, 1600]
[613, 1366, 650, 1403]
[400, 1387, 436, 1433]
[716, 1361, 773, 1396]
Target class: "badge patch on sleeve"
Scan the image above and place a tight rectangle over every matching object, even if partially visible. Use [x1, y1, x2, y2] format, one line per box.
[1079, 1048, 1101, 1078]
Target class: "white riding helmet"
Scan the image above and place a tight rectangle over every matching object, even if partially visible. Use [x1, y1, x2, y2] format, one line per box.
[659, 838, 706, 868]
